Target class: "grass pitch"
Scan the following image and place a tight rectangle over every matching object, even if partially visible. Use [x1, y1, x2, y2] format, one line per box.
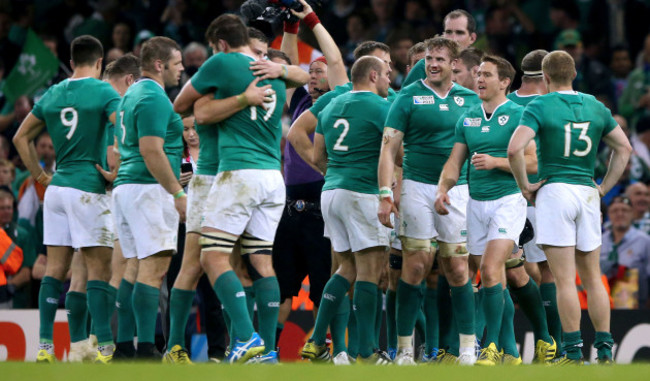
[4, 362, 650, 381]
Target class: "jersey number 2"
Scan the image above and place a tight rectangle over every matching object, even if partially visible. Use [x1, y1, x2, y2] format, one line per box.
[563, 122, 592, 157]
[60, 107, 78, 139]
[333, 119, 350, 152]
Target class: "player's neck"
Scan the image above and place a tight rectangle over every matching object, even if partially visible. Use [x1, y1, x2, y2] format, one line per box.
[426, 79, 453, 96]
[516, 82, 543, 96]
[352, 83, 375, 94]
[71, 66, 97, 80]
[548, 83, 574, 93]
[230, 45, 255, 56]
[140, 70, 164, 87]
[482, 93, 508, 114]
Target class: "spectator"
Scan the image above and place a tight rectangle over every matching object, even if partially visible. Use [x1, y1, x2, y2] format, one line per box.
[600, 196, 650, 308]
[112, 21, 133, 52]
[610, 45, 633, 106]
[182, 42, 208, 80]
[161, 0, 199, 47]
[556, 29, 615, 110]
[619, 33, 650, 129]
[400, 0, 433, 43]
[366, 0, 396, 43]
[17, 131, 53, 228]
[342, 13, 368, 65]
[0, 158, 14, 191]
[386, 31, 414, 89]
[2, 96, 32, 160]
[549, 0, 580, 38]
[625, 182, 650, 235]
[0, 135, 9, 160]
[0, 187, 36, 308]
[105, 47, 125, 65]
[132, 29, 153, 56]
[322, 0, 357, 46]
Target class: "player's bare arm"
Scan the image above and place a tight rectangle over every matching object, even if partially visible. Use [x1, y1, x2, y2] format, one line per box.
[194, 78, 273, 125]
[287, 110, 319, 166]
[95, 136, 121, 183]
[290, 0, 348, 88]
[435, 142, 468, 215]
[140, 135, 187, 222]
[377, 127, 403, 228]
[173, 80, 202, 116]
[312, 132, 327, 175]
[249, 60, 309, 88]
[472, 139, 537, 174]
[508, 124, 541, 204]
[598, 125, 633, 196]
[13, 113, 50, 186]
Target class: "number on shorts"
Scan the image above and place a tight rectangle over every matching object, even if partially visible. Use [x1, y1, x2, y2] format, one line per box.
[563, 122, 592, 157]
[250, 92, 277, 122]
[60, 107, 78, 140]
[119, 111, 126, 144]
[333, 119, 350, 152]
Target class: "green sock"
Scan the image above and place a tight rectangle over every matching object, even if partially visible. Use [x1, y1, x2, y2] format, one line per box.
[594, 331, 614, 360]
[450, 281, 475, 336]
[482, 284, 504, 346]
[448, 314, 460, 356]
[132, 282, 160, 344]
[253, 276, 280, 354]
[214, 271, 254, 341]
[511, 279, 552, 343]
[374, 289, 383, 349]
[168, 288, 196, 349]
[437, 276, 454, 350]
[116, 279, 135, 343]
[330, 292, 349, 355]
[87, 280, 113, 345]
[275, 322, 283, 349]
[385, 289, 397, 350]
[222, 308, 235, 350]
[39, 276, 63, 343]
[499, 290, 519, 357]
[475, 288, 485, 341]
[423, 287, 439, 353]
[311, 274, 350, 345]
[244, 286, 256, 322]
[354, 281, 378, 358]
[540, 282, 563, 353]
[396, 279, 423, 337]
[107, 285, 118, 318]
[563, 330, 583, 360]
[65, 291, 88, 343]
[347, 298, 359, 358]
[415, 308, 426, 342]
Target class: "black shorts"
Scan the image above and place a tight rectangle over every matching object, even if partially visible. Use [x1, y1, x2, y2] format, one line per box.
[272, 198, 332, 307]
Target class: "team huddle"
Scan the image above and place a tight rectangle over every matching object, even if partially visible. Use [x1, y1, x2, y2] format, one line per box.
[17, 2, 632, 366]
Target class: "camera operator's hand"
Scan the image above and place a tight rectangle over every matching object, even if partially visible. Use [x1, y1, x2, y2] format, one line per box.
[289, 0, 313, 19]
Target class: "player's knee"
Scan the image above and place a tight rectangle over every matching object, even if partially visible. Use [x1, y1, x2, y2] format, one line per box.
[199, 231, 236, 255]
[400, 237, 430, 252]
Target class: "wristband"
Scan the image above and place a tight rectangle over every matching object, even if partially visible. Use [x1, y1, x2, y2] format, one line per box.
[173, 189, 186, 199]
[284, 21, 299, 34]
[236, 93, 248, 108]
[379, 186, 393, 199]
[36, 171, 48, 184]
[303, 12, 320, 30]
[281, 64, 288, 79]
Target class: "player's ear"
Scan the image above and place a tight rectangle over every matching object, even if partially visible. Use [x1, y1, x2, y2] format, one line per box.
[469, 32, 477, 45]
[70, 60, 75, 71]
[95, 57, 103, 71]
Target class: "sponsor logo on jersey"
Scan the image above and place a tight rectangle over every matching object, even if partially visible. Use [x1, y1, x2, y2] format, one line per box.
[463, 118, 481, 127]
[498, 115, 509, 125]
[481, 126, 490, 133]
[439, 104, 449, 111]
[454, 96, 464, 106]
[413, 96, 435, 105]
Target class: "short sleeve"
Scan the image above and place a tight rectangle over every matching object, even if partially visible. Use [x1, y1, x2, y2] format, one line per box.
[190, 55, 223, 95]
[31, 88, 51, 121]
[385, 93, 411, 133]
[377, 100, 391, 133]
[520, 101, 543, 133]
[454, 115, 467, 145]
[315, 114, 324, 134]
[103, 83, 121, 118]
[601, 102, 618, 136]
[135, 96, 169, 138]
[310, 90, 336, 118]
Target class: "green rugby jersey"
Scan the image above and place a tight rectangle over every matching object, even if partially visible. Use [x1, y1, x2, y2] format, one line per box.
[31, 77, 120, 194]
[519, 91, 617, 187]
[507, 90, 541, 185]
[455, 100, 524, 200]
[316, 91, 390, 194]
[191, 52, 286, 172]
[401, 58, 425, 88]
[114, 78, 183, 186]
[309, 82, 398, 119]
[385, 80, 480, 185]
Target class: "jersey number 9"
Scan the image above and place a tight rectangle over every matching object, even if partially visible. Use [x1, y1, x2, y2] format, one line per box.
[60, 107, 78, 140]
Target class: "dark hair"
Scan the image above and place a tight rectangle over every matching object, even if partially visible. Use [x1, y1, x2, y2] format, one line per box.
[353, 41, 390, 60]
[141, 37, 180, 73]
[407, 42, 426, 67]
[424, 36, 461, 60]
[71, 35, 104, 67]
[104, 53, 141, 79]
[459, 47, 484, 69]
[247, 27, 268, 44]
[267, 49, 291, 65]
[205, 14, 249, 48]
[481, 55, 516, 92]
[351, 56, 385, 84]
[444, 9, 477, 35]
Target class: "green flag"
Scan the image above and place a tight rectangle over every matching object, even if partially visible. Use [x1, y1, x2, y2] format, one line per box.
[1, 29, 59, 104]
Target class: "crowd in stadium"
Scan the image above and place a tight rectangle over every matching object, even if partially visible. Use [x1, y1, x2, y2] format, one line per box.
[0, 0, 649, 366]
